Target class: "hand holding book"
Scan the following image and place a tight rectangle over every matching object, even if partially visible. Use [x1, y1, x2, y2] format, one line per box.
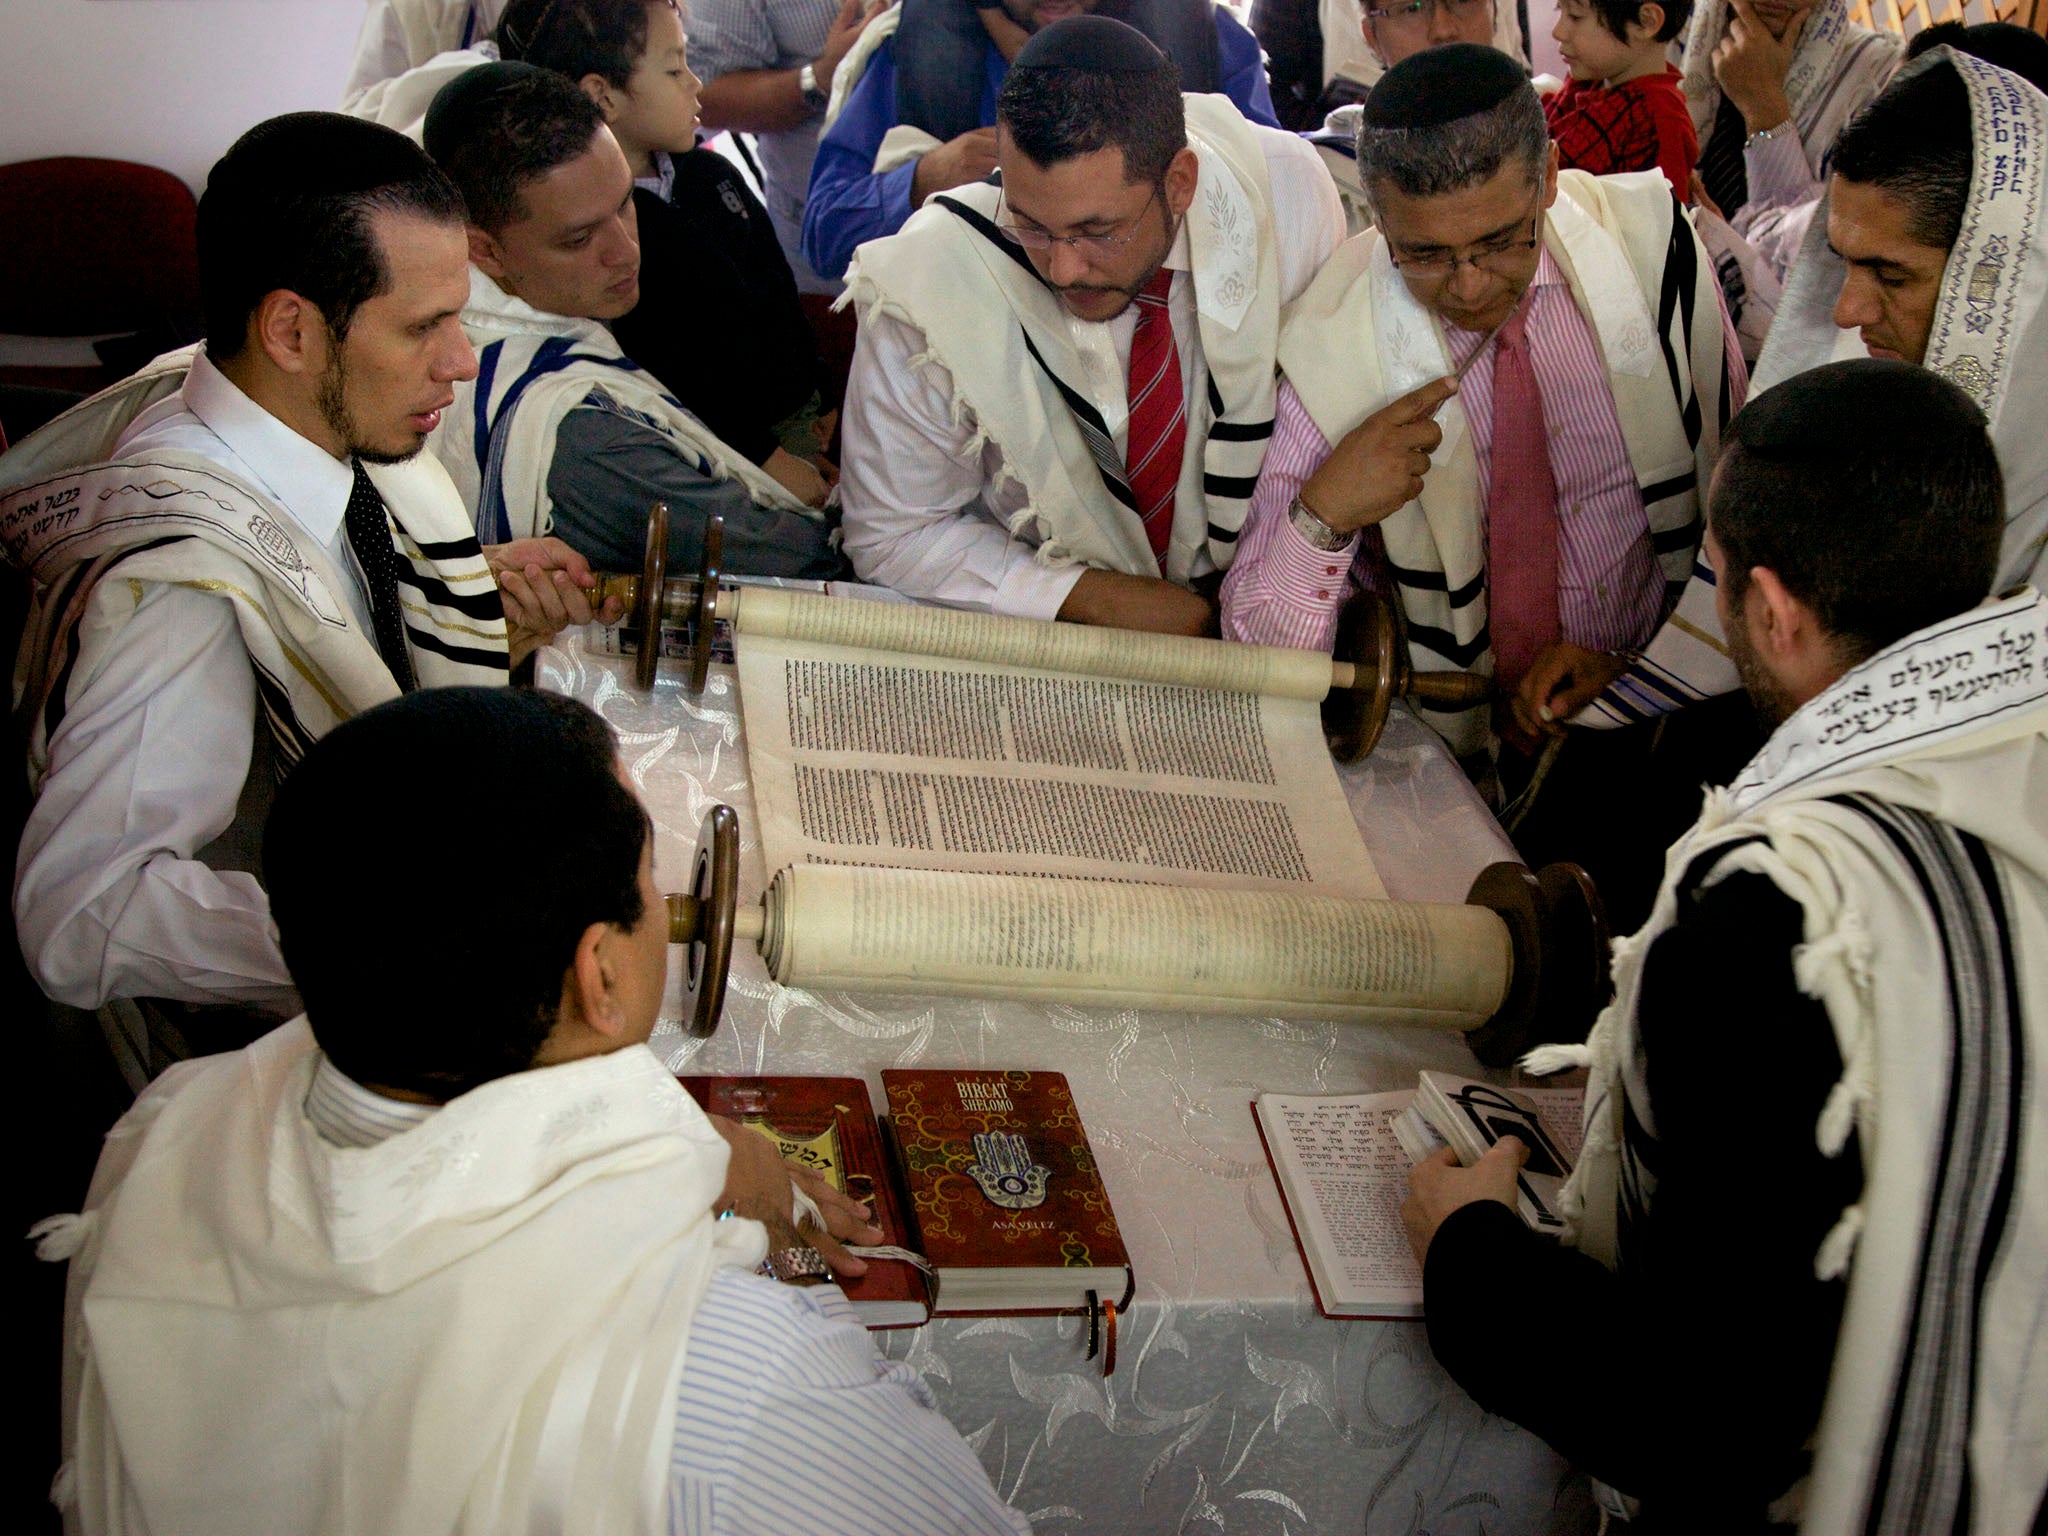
[1399, 1137, 1531, 1266]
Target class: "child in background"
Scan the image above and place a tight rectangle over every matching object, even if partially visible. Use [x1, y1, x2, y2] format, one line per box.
[499, 0, 837, 506]
[1545, 0, 1696, 198]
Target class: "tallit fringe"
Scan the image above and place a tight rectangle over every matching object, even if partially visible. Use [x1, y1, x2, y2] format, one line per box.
[843, 276, 1078, 573]
[50, 1460, 76, 1512]
[1520, 1044, 1590, 1075]
[1814, 1202, 1865, 1281]
[27, 1211, 95, 1262]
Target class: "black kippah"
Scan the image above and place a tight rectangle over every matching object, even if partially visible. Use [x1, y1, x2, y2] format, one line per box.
[1362, 43, 1528, 130]
[1732, 358, 1987, 461]
[423, 59, 552, 163]
[1011, 15, 1169, 73]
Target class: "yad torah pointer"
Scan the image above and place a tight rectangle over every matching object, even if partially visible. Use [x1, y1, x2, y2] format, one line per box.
[592, 507, 1494, 761]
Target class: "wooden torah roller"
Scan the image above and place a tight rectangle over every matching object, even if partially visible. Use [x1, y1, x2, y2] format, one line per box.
[663, 802, 741, 1037]
[589, 504, 725, 693]
[593, 507, 1488, 766]
[665, 807, 1609, 1067]
[1321, 591, 1493, 763]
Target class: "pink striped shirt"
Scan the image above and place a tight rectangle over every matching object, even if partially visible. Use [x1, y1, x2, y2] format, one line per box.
[1221, 249, 1748, 654]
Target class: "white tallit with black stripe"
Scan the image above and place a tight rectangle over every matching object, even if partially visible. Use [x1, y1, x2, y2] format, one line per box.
[1533, 586, 2048, 1533]
[1277, 170, 1729, 755]
[2, 349, 508, 784]
[431, 268, 818, 546]
[838, 93, 1281, 586]
[1586, 51, 2048, 729]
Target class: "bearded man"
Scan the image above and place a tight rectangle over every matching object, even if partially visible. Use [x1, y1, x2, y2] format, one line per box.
[1404, 359, 2048, 1535]
[837, 17, 1341, 631]
[4, 113, 609, 1025]
[799, 0, 1277, 282]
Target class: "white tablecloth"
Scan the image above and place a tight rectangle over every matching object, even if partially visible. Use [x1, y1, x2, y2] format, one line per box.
[539, 632, 1593, 1535]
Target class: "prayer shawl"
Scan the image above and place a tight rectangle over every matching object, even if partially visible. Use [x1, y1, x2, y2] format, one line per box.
[1588, 51, 2048, 728]
[1276, 170, 1729, 755]
[1680, 0, 1898, 195]
[2, 348, 508, 788]
[45, 1019, 767, 1535]
[435, 268, 820, 545]
[1682, 0, 1898, 346]
[838, 94, 1283, 585]
[1529, 586, 2048, 1533]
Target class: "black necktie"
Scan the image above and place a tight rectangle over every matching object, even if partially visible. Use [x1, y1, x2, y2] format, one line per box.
[1696, 92, 1751, 220]
[344, 460, 420, 693]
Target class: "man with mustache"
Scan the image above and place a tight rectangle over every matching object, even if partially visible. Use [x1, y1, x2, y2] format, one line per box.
[6, 113, 609, 1029]
[836, 16, 1340, 632]
[800, 0, 1277, 283]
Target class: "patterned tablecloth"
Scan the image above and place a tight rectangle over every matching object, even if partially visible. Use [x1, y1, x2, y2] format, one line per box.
[539, 631, 1594, 1536]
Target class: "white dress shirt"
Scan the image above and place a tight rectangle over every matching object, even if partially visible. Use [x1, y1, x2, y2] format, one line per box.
[303, 1057, 1034, 1536]
[14, 354, 376, 1012]
[839, 123, 1346, 620]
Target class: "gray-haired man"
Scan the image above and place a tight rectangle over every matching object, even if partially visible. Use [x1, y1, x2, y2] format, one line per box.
[1223, 45, 1742, 798]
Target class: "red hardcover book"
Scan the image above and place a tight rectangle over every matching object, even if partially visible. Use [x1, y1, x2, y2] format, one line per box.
[880, 1068, 1135, 1315]
[680, 1075, 933, 1328]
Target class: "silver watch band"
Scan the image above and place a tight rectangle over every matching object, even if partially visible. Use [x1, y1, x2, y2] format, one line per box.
[761, 1244, 830, 1283]
[798, 62, 828, 110]
[1287, 494, 1355, 553]
[1744, 121, 1788, 150]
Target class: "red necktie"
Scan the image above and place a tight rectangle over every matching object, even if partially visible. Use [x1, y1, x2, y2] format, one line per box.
[1485, 298, 1560, 746]
[1125, 267, 1186, 571]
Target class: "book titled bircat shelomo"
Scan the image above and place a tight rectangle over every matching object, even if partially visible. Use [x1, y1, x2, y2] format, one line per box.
[882, 1068, 1135, 1316]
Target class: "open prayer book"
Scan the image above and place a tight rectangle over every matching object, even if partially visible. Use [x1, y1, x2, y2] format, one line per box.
[724, 590, 1512, 1029]
[1252, 1076, 1583, 1318]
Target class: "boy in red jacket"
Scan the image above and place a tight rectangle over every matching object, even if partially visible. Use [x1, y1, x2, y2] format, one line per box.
[1545, 0, 1696, 196]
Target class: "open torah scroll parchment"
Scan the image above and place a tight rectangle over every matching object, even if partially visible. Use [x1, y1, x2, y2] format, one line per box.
[733, 588, 1385, 902]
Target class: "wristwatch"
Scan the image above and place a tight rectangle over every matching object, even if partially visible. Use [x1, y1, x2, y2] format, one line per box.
[1287, 493, 1355, 553]
[1744, 120, 1788, 151]
[798, 61, 829, 112]
[760, 1244, 831, 1284]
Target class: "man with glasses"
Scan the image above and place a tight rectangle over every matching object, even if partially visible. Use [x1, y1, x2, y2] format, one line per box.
[1223, 45, 1742, 821]
[836, 16, 1341, 632]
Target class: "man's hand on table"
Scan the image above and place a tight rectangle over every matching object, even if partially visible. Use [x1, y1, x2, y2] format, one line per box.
[1056, 568, 1217, 636]
[1400, 1138, 1528, 1265]
[710, 1113, 885, 1279]
[484, 537, 627, 665]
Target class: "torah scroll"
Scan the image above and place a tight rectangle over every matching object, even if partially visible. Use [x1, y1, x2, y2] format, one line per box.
[753, 864, 1514, 1031]
[729, 587, 1386, 902]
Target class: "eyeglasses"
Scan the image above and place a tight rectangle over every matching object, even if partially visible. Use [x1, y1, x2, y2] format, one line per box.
[1386, 206, 1545, 281]
[997, 185, 1161, 261]
[1364, 0, 1491, 26]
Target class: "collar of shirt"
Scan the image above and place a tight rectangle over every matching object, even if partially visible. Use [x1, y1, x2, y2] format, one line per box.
[183, 350, 356, 550]
[304, 1053, 437, 1149]
[634, 150, 676, 202]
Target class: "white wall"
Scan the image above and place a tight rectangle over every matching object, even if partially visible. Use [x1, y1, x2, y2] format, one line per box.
[1526, 0, 1567, 81]
[0, 0, 368, 194]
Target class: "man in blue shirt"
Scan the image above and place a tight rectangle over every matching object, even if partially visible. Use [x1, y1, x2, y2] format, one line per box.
[802, 0, 1276, 279]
